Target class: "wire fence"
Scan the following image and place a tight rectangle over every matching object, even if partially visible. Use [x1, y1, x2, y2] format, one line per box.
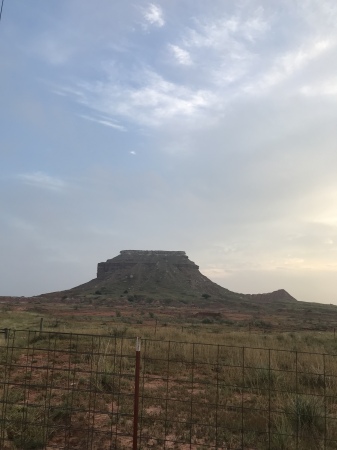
[1, 329, 337, 449]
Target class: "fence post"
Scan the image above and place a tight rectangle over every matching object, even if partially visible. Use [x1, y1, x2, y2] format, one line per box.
[4, 328, 8, 341]
[39, 318, 43, 334]
[133, 337, 141, 450]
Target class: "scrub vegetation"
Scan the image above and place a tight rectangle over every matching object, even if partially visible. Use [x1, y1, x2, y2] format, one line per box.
[1, 296, 337, 449]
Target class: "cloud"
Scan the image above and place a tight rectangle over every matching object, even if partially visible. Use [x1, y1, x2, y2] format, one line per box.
[186, 8, 269, 50]
[65, 69, 215, 127]
[143, 3, 165, 28]
[180, 6, 269, 73]
[124, 71, 212, 122]
[79, 114, 127, 131]
[169, 45, 193, 66]
[300, 77, 337, 96]
[244, 39, 333, 94]
[17, 172, 67, 192]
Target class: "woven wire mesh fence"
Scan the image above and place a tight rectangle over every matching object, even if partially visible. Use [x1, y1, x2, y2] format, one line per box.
[0, 330, 136, 450]
[1, 330, 337, 449]
[139, 340, 337, 449]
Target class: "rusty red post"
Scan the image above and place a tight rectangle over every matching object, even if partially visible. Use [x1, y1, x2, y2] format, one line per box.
[133, 337, 141, 450]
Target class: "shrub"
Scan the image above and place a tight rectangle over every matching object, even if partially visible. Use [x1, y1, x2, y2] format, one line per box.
[6, 404, 49, 449]
[202, 317, 214, 324]
[108, 326, 128, 338]
[285, 395, 324, 433]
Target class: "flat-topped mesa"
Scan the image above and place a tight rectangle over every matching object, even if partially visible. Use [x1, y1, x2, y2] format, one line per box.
[41, 249, 298, 306]
[97, 250, 199, 280]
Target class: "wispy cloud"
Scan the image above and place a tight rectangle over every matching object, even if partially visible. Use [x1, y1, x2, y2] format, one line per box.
[163, 8, 270, 90]
[17, 172, 67, 192]
[79, 114, 127, 131]
[142, 3, 165, 28]
[169, 45, 193, 66]
[244, 39, 333, 94]
[65, 69, 215, 127]
[184, 7, 269, 51]
[48, 3, 336, 135]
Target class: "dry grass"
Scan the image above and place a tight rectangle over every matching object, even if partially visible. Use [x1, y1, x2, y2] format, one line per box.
[1, 327, 337, 449]
[1, 297, 337, 448]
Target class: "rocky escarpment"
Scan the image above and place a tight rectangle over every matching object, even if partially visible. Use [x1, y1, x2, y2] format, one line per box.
[92, 250, 234, 298]
[97, 250, 199, 280]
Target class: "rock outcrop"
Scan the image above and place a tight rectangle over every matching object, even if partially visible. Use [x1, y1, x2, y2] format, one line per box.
[97, 250, 199, 280]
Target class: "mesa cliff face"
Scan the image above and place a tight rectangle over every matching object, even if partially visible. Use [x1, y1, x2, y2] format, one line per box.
[97, 250, 199, 280]
[91, 250, 234, 299]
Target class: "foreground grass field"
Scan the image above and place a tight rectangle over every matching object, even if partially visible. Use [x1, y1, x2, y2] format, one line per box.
[3, 297, 337, 355]
[1, 297, 337, 449]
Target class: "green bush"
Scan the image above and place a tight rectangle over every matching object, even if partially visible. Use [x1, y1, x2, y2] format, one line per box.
[285, 395, 324, 433]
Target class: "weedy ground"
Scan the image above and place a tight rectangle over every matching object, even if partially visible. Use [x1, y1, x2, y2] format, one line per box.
[1, 298, 337, 449]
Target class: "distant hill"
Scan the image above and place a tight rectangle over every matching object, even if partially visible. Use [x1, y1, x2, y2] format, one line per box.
[43, 250, 297, 306]
[246, 289, 297, 303]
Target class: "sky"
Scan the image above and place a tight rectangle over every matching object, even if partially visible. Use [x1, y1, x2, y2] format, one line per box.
[1, 1, 337, 303]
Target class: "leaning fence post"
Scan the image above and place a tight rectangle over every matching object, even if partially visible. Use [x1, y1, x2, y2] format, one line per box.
[133, 337, 141, 450]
